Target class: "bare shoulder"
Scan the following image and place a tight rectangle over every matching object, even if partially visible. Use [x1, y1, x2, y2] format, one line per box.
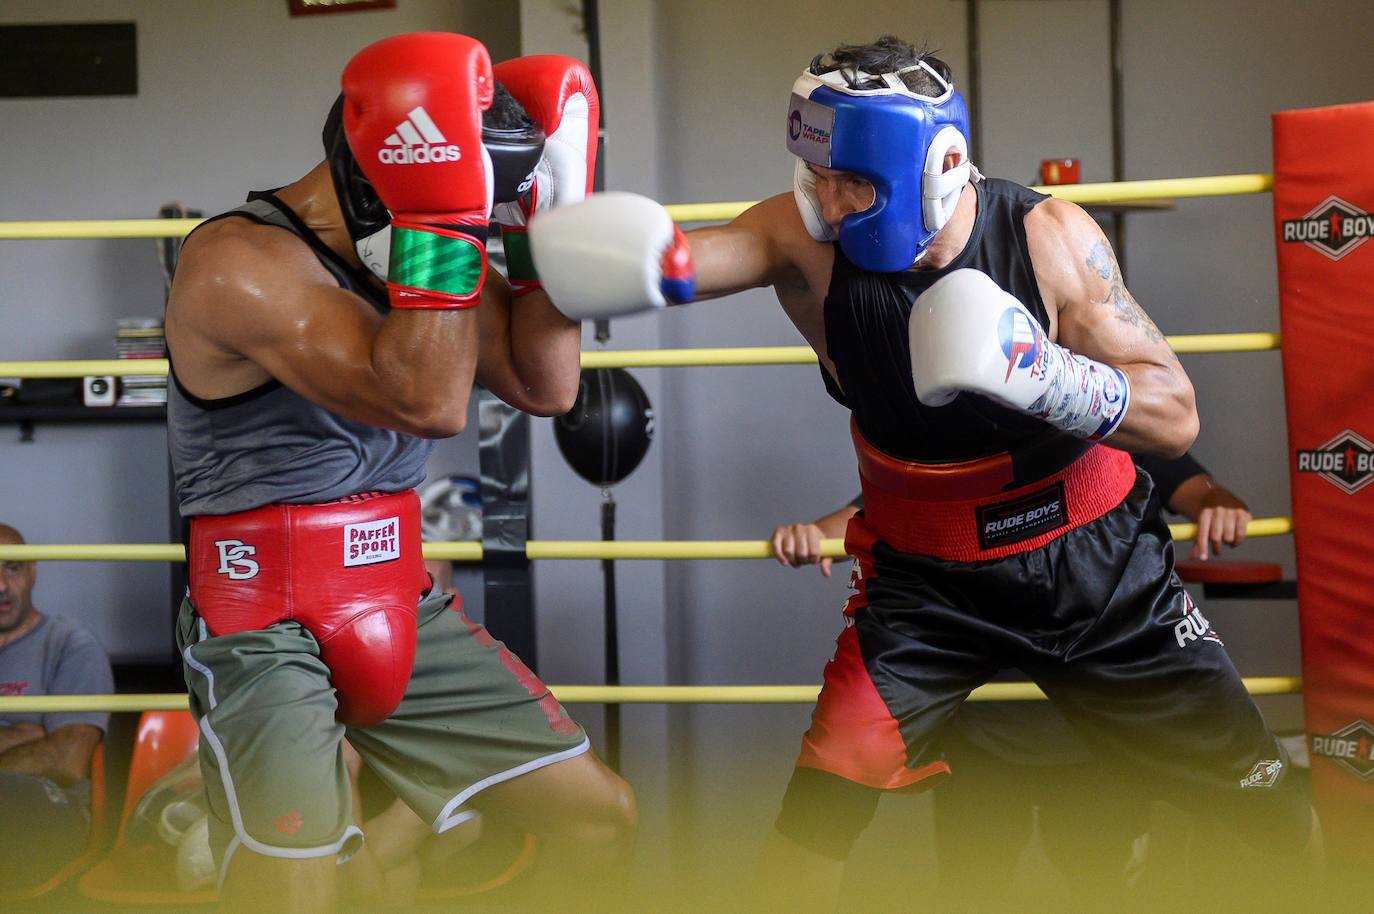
[170, 217, 337, 345]
[1025, 196, 1167, 345]
[1023, 197, 1105, 296]
[735, 192, 816, 251]
[738, 192, 834, 293]
[175, 217, 332, 300]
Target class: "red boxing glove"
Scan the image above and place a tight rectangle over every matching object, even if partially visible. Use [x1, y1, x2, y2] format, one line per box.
[491, 55, 600, 296]
[342, 32, 494, 309]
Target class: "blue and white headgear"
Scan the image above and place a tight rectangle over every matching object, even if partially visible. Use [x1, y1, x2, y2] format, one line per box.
[786, 58, 972, 272]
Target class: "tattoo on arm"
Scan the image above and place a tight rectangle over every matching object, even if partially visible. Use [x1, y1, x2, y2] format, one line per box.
[1086, 241, 1165, 344]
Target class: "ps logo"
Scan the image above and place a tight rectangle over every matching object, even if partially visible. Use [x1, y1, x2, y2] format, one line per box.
[214, 539, 260, 580]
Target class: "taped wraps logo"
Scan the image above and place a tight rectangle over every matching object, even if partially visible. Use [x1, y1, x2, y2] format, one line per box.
[1295, 429, 1374, 494]
[998, 307, 1042, 382]
[1310, 720, 1374, 780]
[785, 95, 834, 164]
[1280, 195, 1374, 261]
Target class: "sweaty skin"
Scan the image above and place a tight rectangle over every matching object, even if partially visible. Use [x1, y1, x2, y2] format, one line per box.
[687, 158, 1198, 457]
[166, 162, 582, 433]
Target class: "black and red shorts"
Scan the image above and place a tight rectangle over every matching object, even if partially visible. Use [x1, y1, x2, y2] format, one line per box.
[796, 427, 1301, 829]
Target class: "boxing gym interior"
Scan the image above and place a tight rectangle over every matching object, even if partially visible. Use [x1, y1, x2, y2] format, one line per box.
[2, 1, 1373, 911]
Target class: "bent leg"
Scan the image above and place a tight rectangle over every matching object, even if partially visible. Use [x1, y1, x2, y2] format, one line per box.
[756, 767, 881, 914]
[349, 593, 623, 911]
[471, 749, 636, 861]
[220, 853, 336, 914]
[177, 604, 357, 914]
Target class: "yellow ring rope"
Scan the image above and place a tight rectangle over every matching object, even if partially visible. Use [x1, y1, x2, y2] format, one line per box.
[0, 332, 1282, 381]
[0, 174, 1298, 712]
[0, 676, 1301, 713]
[0, 174, 1275, 240]
[0, 517, 1294, 564]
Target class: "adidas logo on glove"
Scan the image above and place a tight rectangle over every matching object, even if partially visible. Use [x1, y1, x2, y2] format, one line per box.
[377, 106, 461, 164]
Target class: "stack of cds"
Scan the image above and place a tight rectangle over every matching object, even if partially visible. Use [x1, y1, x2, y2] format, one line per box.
[115, 317, 168, 407]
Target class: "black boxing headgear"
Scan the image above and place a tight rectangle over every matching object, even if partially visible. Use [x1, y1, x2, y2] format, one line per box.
[323, 93, 391, 279]
[484, 81, 547, 209]
[322, 85, 546, 281]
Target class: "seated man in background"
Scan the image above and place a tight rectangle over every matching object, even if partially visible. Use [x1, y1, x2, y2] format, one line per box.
[0, 522, 113, 894]
[769, 451, 1258, 907]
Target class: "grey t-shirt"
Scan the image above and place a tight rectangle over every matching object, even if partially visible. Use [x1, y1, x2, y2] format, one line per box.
[0, 614, 113, 735]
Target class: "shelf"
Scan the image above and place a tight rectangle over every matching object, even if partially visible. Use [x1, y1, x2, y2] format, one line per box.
[0, 405, 165, 423]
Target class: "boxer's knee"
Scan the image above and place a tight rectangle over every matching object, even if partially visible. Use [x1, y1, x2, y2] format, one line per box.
[774, 766, 881, 861]
[538, 768, 638, 864]
[221, 848, 337, 914]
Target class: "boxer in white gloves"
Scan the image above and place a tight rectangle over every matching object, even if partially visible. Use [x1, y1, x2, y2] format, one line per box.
[530, 35, 1313, 914]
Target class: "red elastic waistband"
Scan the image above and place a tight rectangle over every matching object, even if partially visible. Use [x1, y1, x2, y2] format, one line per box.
[853, 431, 1137, 562]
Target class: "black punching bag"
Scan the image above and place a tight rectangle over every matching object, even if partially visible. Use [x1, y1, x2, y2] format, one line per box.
[554, 368, 654, 486]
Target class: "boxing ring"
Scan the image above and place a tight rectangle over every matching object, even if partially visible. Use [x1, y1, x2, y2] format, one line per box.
[0, 169, 1303, 717]
[21, 140, 1374, 900]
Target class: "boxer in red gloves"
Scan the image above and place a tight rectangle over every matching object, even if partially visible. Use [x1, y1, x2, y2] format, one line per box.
[166, 34, 630, 913]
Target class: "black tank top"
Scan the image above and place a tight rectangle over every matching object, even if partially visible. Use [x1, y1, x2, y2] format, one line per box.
[822, 178, 1066, 462]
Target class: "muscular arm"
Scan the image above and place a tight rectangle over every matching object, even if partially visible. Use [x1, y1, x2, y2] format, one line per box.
[1030, 200, 1198, 456]
[0, 723, 101, 787]
[474, 271, 581, 417]
[167, 219, 479, 438]
[0, 722, 45, 754]
[687, 194, 838, 375]
[688, 195, 802, 298]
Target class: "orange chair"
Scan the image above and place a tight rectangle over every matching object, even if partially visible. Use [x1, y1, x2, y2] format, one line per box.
[0, 742, 109, 902]
[76, 709, 215, 905]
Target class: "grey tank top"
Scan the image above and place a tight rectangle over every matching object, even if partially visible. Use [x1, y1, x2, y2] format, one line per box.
[168, 192, 431, 516]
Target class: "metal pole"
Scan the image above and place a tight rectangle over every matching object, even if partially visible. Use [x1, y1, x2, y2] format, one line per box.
[479, 392, 537, 666]
[1109, 0, 1127, 278]
[966, 0, 983, 164]
[601, 491, 621, 771]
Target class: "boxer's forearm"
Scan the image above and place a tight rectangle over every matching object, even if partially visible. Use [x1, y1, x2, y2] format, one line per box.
[509, 294, 581, 415]
[1101, 360, 1198, 457]
[474, 267, 581, 416]
[0, 723, 45, 754]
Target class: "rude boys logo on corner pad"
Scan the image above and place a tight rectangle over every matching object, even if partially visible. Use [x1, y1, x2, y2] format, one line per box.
[1281, 195, 1374, 261]
[1310, 720, 1374, 781]
[1295, 429, 1374, 494]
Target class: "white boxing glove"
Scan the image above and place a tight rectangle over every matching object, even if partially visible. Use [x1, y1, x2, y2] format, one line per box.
[910, 268, 1130, 441]
[528, 191, 694, 320]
